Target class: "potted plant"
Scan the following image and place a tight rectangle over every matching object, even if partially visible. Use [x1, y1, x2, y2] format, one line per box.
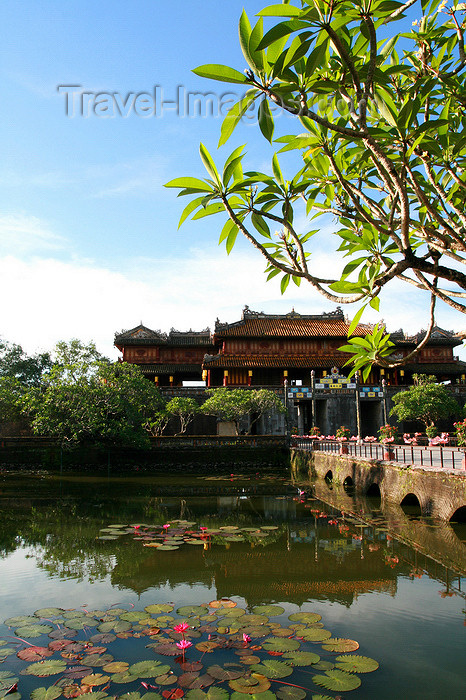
[336, 425, 350, 454]
[309, 426, 321, 438]
[378, 424, 397, 460]
[426, 425, 438, 444]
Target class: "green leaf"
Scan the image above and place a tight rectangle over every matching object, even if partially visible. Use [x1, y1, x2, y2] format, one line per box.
[257, 5, 302, 17]
[199, 143, 221, 186]
[258, 99, 274, 142]
[178, 196, 205, 228]
[348, 305, 366, 336]
[192, 64, 248, 84]
[239, 11, 256, 73]
[272, 154, 284, 187]
[219, 218, 237, 244]
[226, 226, 239, 255]
[251, 212, 271, 237]
[219, 92, 258, 147]
[280, 274, 290, 294]
[165, 177, 212, 192]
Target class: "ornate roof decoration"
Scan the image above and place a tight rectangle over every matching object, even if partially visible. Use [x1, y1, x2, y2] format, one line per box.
[114, 325, 167, 341]
[390, 325, 460, 347]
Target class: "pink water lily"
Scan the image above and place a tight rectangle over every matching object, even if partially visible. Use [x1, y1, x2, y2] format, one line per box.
[174, 622, 190, 634]
[242, 633, 251, 644]
[176, 639, 192, 650]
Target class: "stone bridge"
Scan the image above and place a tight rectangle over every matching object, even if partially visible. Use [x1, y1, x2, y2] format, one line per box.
[291, 450, 466, 522]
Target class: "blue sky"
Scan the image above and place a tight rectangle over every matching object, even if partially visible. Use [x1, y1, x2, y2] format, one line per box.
[0, 0, 464, 360]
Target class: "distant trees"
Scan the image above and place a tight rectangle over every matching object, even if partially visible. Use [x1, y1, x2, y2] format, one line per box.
[0, 336, 286, 443]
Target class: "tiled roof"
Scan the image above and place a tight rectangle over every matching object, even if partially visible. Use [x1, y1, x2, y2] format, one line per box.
[214, 316, 372, 339]
[139, 363, 202, 375]
[203, 354, 349, 369]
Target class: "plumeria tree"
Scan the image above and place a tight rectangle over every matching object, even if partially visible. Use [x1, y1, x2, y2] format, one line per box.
[167, 0, 466, 378]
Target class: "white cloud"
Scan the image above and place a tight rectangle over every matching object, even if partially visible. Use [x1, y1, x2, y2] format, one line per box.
[0, 214, 65, 256]
[0, 246, 464, 361]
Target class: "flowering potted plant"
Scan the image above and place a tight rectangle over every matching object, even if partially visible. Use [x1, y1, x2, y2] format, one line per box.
[336, 425, 350, 454]
[309, 426, 321, 438]
[426, 425, 438, 442]
[378, 424, 397, 460]
[336, 425, 351, 440]
[454, 418, 466, 446]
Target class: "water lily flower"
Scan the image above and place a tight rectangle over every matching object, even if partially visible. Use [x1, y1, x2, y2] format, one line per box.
[242, 633, 251, 644]
[176, 639, 192, 650]
[174, 622, 190, 634]
[162, 523, 170, 530]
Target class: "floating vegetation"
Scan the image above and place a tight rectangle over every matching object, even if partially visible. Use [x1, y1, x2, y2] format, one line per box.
[97, 521, 282, 551]
[0, 599, 379, 699]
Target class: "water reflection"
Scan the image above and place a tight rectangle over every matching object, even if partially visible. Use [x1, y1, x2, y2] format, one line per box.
[0, 473, 465, 700]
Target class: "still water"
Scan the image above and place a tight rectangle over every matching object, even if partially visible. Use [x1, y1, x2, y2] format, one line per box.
[0, 471, 464, 700]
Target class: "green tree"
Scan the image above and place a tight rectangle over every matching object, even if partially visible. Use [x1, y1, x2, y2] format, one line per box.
[201, 387, 284, 434]
[25, 354, 165, 448]
[390, 374, 461, 429]
[249, 388, 286, 432]
[166, 396, 199, 435]
[0, 376, 25, 424]
[167, 0, 466, 377]
[201, 388, 254, 434]
[0, 339, 51, 386]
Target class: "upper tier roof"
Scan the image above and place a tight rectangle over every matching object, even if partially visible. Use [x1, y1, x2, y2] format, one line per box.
[214, 306, 373, 339]
[114, 324, 212, 347]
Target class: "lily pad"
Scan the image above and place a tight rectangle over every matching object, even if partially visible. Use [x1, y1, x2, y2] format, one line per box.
[30, 687, 62, 700]
[24, 660, 67, 677]
[4, 615, 38, 626]
[15, 625, 53, 638]
[185, 689, 230, 700]
[321, 638, 359, 653]
[252, 606, 284, 617]
[0, 648, 17, 659]
[157, 545, 179, 551]
[17, 647, 52, 662]
[229, 673, 271, 694]
[102, 662, 129, 673]
[231, 694, 276, 700]
[177, 606, 207, 617]
[313, 669, 361, 692]
[261, 638, 300, 653]
[282, 651, 320, 666]
[288, 613, 321, 624]
[155, 673, 177, 686]
[299, 629, 331, 642]
[129, 661, 171, 678]
[144, 605, 174, 615]
[207, 664, 245, 681]
[120, 611, 148, 622]
[276, 687, 306, 700]
[34, 609, 64, 618]
[65, 618, 99, 630]
[98, 620, 131, 634]
[111, 672, 139, 684]
[81, 674, 110, 687]
[250, 661, 293, 679]
[335, 654, 379, 673]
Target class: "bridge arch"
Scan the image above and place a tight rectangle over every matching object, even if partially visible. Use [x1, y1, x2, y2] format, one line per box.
[325, 470, 333, 482]
[400, 492, 422, 516]
[449, 505, 466, 523]
[343, 476, 354, 490]
[366, 483, 381, 498]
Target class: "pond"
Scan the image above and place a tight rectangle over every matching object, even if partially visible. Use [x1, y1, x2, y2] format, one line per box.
[0, 471, 465, 700]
